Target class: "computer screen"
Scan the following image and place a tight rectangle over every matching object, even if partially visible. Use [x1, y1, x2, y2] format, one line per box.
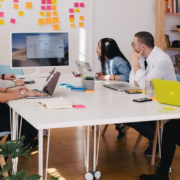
[11, 32, 69, 68]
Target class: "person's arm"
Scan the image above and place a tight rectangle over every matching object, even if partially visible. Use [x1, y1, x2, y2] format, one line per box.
[116, 63, 131, 81]
[0, 73, 16, 80]
[0, 79, 15, 88]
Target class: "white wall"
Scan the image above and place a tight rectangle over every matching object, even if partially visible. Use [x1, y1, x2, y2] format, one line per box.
[0, 0, 157, 75]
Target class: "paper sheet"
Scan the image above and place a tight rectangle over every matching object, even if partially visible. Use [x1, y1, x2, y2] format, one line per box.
[80, 3, 85, 7]
[74, 3, 79, 7]
[75, 8, 80, 13]
[14, 4, 19, 9]
[52, 17, 59, 23]
[41, 6, 46, 10]
[46, 18, 52, 24]
[26, 2, 33, 9]
[69, 17, 74, 22]
[18, 11, 24, 16]
[52, 0, 57, 4]
[40, 12, 45, 16]
[10, 18, 16, 24]
[79, 16, 84, 21]
[69, 9, 74, 13]
[52, 5, 57, 10]
[52, 11, 58, 16]
[0, 12, 4, 17]
[70, 23, 76, 28]
[53, 24, 60, 30]
[41, 0, 46, 4]
[46, 12, 51, 17]
[38, 19, 45, 25]
[79, 22, 84, 27]
[47, 5, 52, 10]
[0, 19, 4, 24]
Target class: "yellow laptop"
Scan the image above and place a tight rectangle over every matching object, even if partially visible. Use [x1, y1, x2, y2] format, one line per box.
[153, 79, 180, 106]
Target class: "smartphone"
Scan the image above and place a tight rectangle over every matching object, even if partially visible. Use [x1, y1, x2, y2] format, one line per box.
[133, 98, 152, 103]
[125, 90, 142, 94]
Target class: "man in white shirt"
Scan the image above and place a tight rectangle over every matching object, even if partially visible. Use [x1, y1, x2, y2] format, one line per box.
[125, 32, 176, 157]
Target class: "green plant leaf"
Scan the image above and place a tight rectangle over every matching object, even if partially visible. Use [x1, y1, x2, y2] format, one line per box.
[26, 174, 41, 180]
[2, 163, 11, 173]
[84, 76, 94, 80]
[2, 170, 27, 180]
[50, 176, 59, 180]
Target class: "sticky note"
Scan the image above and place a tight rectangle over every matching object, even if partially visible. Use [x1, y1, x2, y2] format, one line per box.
[69, 18, 74, 22]
[41, 6, 46, 10]
[79, 22, 84, 27]
[0, 4, 1, 8]
[0, 19, 4, 25]
[18, 11, 24, 16]
[52, 11, 58, 16]
[0, 0, 3, 1]
[14, 0, 18, 2]
[148, 96, 157, 101]
[80, 3, 85, 7]
[163, 107, 175, 110]
[53, 24, 60, 30]
[74, 3, 79, 7]
[46, 12, 51, 17]
[52, 17, 59, 23]
[79, 16, 84, 21]
[52, 5, 57, 10]
[47, 5, 52, 10]
[52, 0, 57, 4]
[70, 24, 76, 28]
[75, 9, 80, 13]
[46, 18, 52, 24]
[158, 110, 167, 113]
[85, 90, 94, 93]
[0, 12, 4, 17]
[26, 2, 33, 9]
[10, 18, 16, 24]
[40, 12, 45, 16]
[14, 4, 19, 9]
[73, 105, 86, 109]
[70, 15, 74, 18]
[47, 0, 52, 4]
[41, 0, 46, 4]
[69, 9, 74, 13]
[38, 19, 45, 25]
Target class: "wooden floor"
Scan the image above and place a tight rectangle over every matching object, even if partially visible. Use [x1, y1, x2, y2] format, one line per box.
[13, 125, 180, 180]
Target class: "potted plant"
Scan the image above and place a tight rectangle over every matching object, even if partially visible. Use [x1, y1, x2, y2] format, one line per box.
[84, 76, 95, 90]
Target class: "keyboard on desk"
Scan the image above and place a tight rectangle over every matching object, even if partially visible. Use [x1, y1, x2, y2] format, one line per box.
[25, 91, 52, 99]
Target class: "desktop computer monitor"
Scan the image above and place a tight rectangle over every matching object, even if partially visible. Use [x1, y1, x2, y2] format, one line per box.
[11, 32, 69, 73]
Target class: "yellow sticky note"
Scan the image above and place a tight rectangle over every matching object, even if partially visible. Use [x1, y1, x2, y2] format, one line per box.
[0, 0, 3, 1]
[52, 11, 58, 16]
[163, 107, 175, 110]
[52, 0, 57, 4]
[38, 19, 45, 25]
[52, 5, 57, 10]
[19, 11, 24, 16]
[75, 8, 80, 12]
[79, 16, 84, 21]
[0, 4, 1, 8]
[46, 18, 52, 24]
[14, 4, 19, 9]
[79, 22, 84, 27]
[46, 12, 51, 17]
[69, 18, 74, 22]
[85, 90, 94, 93]
[53, 24, 60, 30]
[0, 19, 4, 25]
[26, 2, 32, 9]
[53, 17, 59, 23]
[70, 24, 76, 28]
[40, 12, 45, 16]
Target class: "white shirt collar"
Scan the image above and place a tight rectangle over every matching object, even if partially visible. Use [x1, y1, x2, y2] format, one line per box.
[146, 46, 158, 64]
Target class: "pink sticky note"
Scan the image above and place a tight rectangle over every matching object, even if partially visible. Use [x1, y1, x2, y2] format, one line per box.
[14, 0, 19, 2]
[41, 0, 46, 4]
[47, 0, 52, 4]
[0, 12, 4, 17]
[80, 3, 85, 7]
[73, 105, 86, 109]
[74, 3, 79, 7]
[47, 5, 52, 10]
[69, 9, 74, 13]
[41, 6, 46, 10]
[70, 15, 74, 18]
[10, 18, 16, 24]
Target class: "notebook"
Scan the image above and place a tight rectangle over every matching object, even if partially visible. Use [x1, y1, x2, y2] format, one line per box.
[39, 97, 73, 109]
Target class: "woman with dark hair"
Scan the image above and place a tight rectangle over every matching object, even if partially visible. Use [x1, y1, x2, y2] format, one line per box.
[96, 38, 131, 81]
[96, 38, 131, 139]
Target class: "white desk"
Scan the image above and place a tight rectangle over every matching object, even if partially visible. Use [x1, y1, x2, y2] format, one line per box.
[8, 74, 180, 180]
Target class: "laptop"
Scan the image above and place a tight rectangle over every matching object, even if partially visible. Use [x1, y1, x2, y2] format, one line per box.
[103, 83, 141, 92]
[26, 68, 60, 99]
[153, 79, 180, 106]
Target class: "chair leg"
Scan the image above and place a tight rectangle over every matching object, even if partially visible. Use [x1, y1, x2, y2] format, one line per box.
[0, 156, 8, 177]
[101, 125, 109, 136]
[132, 133, 143, 153]
[124, 125, 128, 143]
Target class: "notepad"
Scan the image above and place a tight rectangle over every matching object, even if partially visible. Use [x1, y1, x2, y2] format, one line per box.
[39, 97, 73, 110]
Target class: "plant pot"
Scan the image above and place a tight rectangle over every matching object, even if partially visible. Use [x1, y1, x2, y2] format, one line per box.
[84, 80, 94, 90]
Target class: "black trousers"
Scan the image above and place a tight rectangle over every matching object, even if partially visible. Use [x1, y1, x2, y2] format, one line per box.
[0, 103, 38, 147]
[159, 120, 180, 172]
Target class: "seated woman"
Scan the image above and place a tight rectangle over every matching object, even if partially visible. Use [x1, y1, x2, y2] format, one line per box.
[0, 86, 45, 149]
[96, 38, 131, 139]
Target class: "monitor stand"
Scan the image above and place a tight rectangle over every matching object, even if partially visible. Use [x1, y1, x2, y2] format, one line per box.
[30, 68, 49, 78]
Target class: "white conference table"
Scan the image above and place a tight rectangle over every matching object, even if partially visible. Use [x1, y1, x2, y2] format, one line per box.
[8, 74, 180, 180]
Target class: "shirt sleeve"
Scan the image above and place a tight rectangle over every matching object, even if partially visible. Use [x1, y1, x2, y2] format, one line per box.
[117, 64, 131, 81]
[129, 68, 135, 85]
[0, 79, 15, 88]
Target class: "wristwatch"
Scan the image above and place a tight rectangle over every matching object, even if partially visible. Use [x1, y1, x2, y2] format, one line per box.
[2, 74, 5, 80]
[20, 90, 24, 99]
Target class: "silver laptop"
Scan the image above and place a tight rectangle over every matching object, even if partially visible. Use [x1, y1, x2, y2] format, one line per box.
[26, 68, 60, 99]
[103, 83, 141, 92]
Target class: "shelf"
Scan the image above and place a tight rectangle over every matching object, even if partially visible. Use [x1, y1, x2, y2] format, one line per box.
[165, 48, 180, 50]
[165, 12, 180, 15]
[171, 30, 179, 32]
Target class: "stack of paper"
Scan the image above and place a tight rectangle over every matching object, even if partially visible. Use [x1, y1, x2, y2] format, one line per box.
[39, 97, 72, 110]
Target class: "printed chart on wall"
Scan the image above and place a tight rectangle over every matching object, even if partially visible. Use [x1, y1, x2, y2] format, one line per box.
[0, 0, 86, 30]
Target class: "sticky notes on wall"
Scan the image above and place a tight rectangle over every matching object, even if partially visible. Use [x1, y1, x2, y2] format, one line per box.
[80, 3, 85, 7]
[14, 4, 19, 9]
[70, 15, 74, 18]
[10, 18, 16, 24]
[69, 9, 74, 13]
[69, 18, 74, 22]
[46, 12, 51, 17]
[75, 9, 80, 13]
[41, 0, 46, 4]
[0, 0, 3, 1]
[70, 24, 76, 28]
[52, 11, 58, 16]
[14, 0, 18, 2]
[47, 0, 52, 4]
[79, 16, 84, 21]
[0, 12, 4, 17]
[46, 18, 52, 24]
[26, 2, 33, 9]
[38, 19, 45, 25]
[40, 12, 45, 16]
[52, 5, 57, 10]
[79, 22, 84, 27]
[0, 19, 4, 25]
[53, 17, 59, 23]
[18, 11, 24, 16]
[47, 6, 52, 10]
[52, 0, 57, 4]
[41, 6, 46, 10]
[74, 3, 79, 7]
[53, 24, 60, 30]
[0, 4, 1, 8]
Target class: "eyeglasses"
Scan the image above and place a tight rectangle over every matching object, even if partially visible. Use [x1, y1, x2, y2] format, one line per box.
[131, 42, 141, 47]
